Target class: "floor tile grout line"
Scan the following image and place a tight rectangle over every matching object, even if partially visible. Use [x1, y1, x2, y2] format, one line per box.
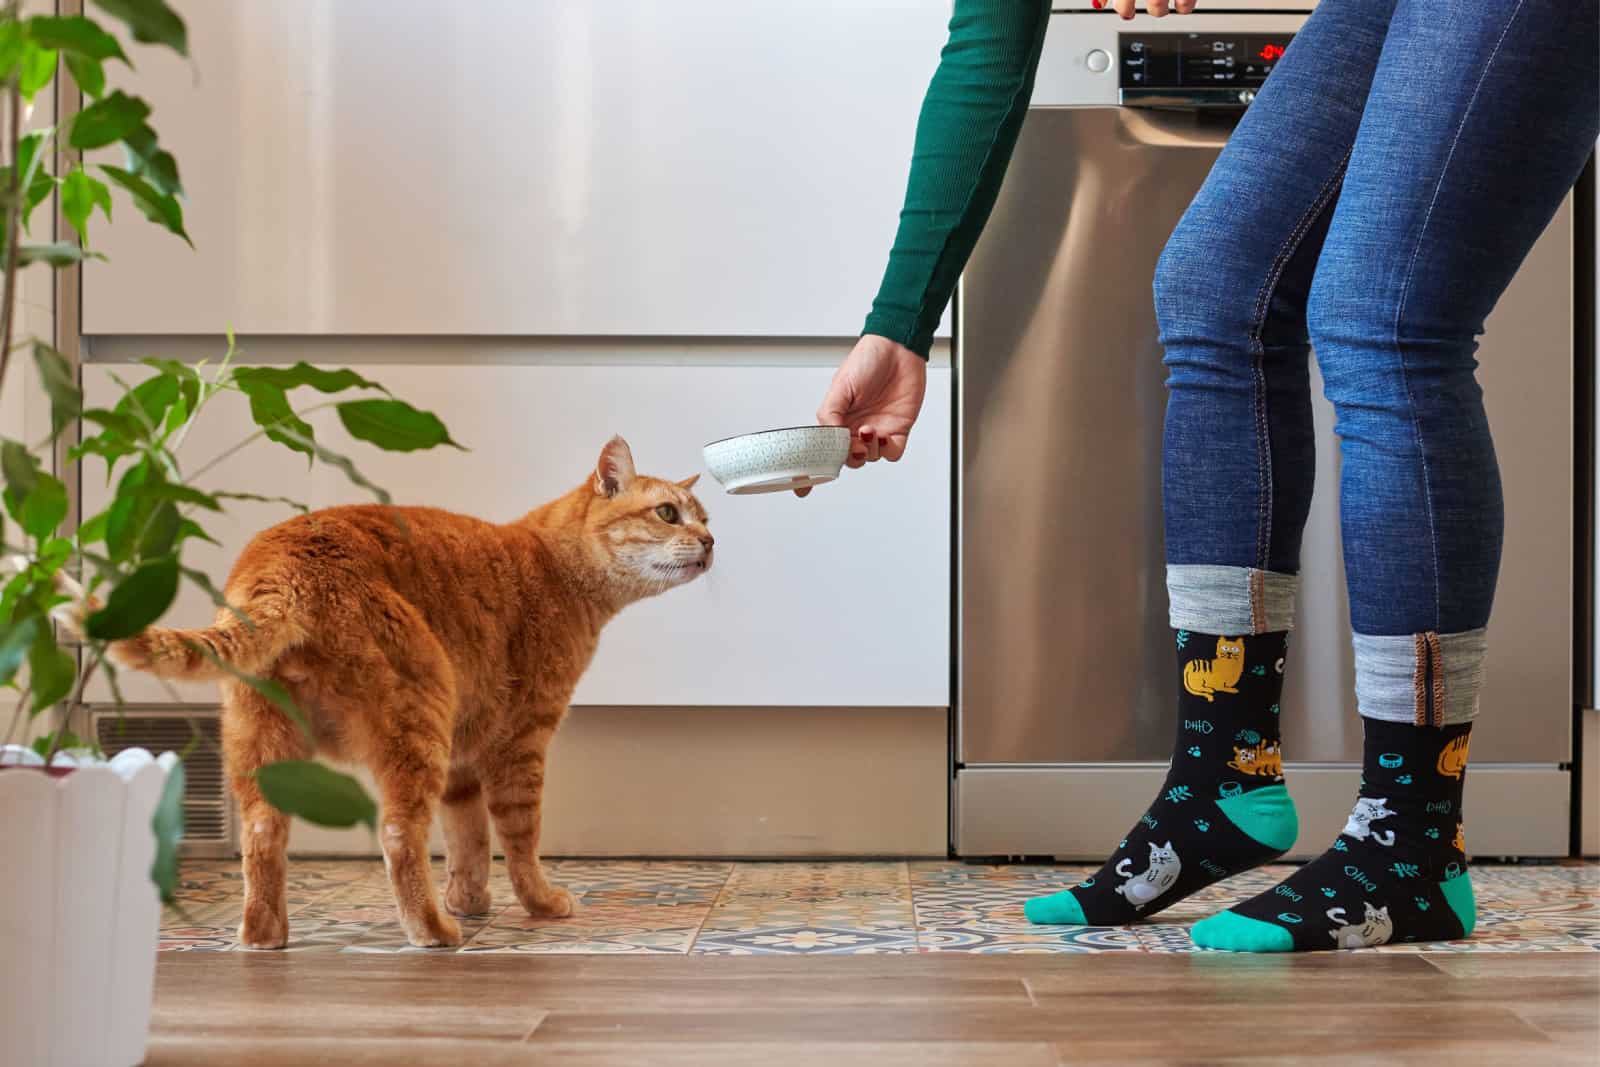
[686, 862, 738, 955]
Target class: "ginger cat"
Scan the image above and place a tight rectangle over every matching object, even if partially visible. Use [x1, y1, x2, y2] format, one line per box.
[1227, 738, 1283, 778]
[1183, 635, 1245, 702]
[91, 437, 711, 948]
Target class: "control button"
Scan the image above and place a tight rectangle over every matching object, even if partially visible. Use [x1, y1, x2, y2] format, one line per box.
[1086, 49, 1111, 73]
[1238, 89, 1257, 105]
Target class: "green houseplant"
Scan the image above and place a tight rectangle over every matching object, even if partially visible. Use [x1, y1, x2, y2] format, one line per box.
[0, 6, 457, 1060]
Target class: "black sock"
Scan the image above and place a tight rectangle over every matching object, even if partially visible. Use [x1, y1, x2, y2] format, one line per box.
[1026, 630, 1299, 925]
[1193, 718, 1475, 951]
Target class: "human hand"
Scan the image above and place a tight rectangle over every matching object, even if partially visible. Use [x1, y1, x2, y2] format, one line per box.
[797, 334, 927, 497]
[1107, 0, 1197, 18]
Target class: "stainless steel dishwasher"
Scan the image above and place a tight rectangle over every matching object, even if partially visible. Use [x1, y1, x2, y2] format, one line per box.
[954, 7, 1578, 859]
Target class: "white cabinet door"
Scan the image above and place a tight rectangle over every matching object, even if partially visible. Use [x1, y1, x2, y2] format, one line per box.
[80, 363, 951, 707]
[82, 1, 952, 338]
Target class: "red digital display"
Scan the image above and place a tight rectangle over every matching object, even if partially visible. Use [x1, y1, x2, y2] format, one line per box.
[1259, 43, 1286, 61]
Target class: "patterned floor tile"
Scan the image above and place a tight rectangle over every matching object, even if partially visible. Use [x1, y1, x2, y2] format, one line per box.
[160, 857, 1600, 955]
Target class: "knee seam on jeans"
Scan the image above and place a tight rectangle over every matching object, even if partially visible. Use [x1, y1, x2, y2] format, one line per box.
[1391, 0, 1528, 632]
[1245, 146, 1352, 570]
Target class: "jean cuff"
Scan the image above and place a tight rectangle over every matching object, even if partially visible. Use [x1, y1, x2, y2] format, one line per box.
[1167, 564, 1297, 634]
[1352, 629, 1487, 726]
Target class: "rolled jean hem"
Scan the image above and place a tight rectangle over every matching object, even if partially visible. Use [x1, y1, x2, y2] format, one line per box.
[1353, 628, 1487, 726]
[1167, 564, 1297, 634]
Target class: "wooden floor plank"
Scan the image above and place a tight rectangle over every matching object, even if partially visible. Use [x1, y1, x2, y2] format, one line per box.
[149, 951, 1598, 1064]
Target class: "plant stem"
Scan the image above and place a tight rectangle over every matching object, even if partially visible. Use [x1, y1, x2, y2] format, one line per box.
[42, 645, 103, 765]
[184, 401, 341, 485]
[0, 68, 23, 400]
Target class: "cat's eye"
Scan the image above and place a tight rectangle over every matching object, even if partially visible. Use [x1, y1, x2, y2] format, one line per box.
[655, 504, 680, 524]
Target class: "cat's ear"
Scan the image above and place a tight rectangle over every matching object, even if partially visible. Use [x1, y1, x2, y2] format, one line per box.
[677, 474, 700, 490]
[594, 435, 637, 498]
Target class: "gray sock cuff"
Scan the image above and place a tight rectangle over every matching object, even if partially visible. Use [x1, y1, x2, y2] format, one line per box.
[1167, 565, 1297, 634]
[1352, 629, 1487, 726]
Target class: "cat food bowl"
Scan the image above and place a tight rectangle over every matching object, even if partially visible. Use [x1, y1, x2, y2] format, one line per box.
[702, 426, 850, 495]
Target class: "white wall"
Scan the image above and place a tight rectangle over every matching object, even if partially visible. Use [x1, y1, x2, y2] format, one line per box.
[83, 1, 953, 338]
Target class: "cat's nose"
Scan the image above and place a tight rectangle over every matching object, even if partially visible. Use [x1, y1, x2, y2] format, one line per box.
[698, 533, 715, 550]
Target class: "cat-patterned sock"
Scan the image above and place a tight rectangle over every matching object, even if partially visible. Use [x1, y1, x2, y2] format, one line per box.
[1025, 630, 1299, 926]
[1192, 719, 1474, 952]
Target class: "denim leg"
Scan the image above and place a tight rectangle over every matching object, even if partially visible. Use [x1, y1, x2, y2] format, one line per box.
[1158, 0, 1397, 634]
[1308, 0, 1600, 722]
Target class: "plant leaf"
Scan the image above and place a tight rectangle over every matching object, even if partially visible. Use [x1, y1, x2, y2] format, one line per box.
[70, 90, 150, 150]
[90, 0, 188, 56]
[120, 123, 181, 197]
[235, 378, 315, 461]
[337, 398, 461, 453]
[234, 363, 387, 396]
[100, 164, 188, 245]
[0, 616, 40, 684]
[30, 727, 84, 758]
[13, 242, 95, 267]
[136, 500, 181, 558]
[115, 372, 180, 433]
[136, 482, 221, 511]
[28, 16, 129, 62]
[14, 131, 57, 231]
[77, 509, 109, 547]
[61, 168, 113, 242]
[1, 439, 39, 519]
[18, 43, 56, 102]
[19, 472, 68, 540]
[256, 760, 376, 831]
[28, 626, 76, 712]
[175, 518, 219, 547]
[211, 490, 309, 514]
[105, 458, 154, 561]
[32, 342, 82, 438]
[189, 643, 311, 741]
[150, 759, 185, 905]
[62, 51, 104, 98]
[85, 556, 178, 640]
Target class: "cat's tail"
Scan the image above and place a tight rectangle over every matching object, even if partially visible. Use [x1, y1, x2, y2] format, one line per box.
[16, 556, 299, 681]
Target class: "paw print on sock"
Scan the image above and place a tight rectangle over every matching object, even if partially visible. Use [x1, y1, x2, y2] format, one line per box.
[1165, 785, 1193, 804]
[1320, 887, 1336, 898]
[1194, 818, 1211, 832]
[1332, 839, 1349, 852]
[1187, 745, 1203, 758]
[1176, 630, 1191, 649]
[1235, 729, 1261, 744]
[1414, 897, 1431, 911]
[1269, 704, 1281, 716]
[1119, 838, 1128, 849]
[1390, 861, 1420, 880]
[1396, 774, 1413, 785]
[1424, 827, 1440, 840]
[1250, 665, 1266, 676]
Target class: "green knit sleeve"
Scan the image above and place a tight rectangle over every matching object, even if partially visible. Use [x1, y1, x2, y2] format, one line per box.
[862, 0, 1051, 359]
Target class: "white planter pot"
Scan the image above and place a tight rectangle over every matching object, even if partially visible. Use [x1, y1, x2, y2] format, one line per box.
[0, 748, 178, 1067]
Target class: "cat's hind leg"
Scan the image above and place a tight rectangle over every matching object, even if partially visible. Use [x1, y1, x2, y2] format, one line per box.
[222, 680, 310, 950]
[485, 721, 575, 919]
[440, 765, 492, 917]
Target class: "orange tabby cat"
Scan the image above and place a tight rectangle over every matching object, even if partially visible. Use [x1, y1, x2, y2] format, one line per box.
[86, 437, 711, 948]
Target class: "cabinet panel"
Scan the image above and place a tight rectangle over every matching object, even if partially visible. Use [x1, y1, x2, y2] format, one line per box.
[81, 363, 951, 706]
[81, 1, 951, 338]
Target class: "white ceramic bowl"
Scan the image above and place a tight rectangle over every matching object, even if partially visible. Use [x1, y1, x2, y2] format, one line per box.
[702, 425, 851, 495]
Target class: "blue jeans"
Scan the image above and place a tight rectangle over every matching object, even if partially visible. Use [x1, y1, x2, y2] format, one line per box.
[1157, 0, 1598, 724]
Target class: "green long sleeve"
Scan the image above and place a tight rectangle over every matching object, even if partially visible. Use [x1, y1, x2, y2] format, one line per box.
[863, 0, 1051, 358]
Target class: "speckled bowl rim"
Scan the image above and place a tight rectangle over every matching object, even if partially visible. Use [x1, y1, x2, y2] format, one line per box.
[703, 425, 850, 448]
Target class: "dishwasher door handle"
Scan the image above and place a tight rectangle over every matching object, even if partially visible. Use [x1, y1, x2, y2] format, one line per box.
[1117, 107, 1243, 151]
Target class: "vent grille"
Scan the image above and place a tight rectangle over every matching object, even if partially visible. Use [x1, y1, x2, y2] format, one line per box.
[92, 710, 232, 853]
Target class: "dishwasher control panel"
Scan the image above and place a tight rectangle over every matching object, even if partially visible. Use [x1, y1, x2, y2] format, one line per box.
[1119, 32, 1294, 108]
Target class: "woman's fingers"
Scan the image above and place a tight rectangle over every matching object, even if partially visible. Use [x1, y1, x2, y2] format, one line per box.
[1113, 0, 1136, 17]
[1149, 0, 1172, 16]
[1175, 0, 1198, 12]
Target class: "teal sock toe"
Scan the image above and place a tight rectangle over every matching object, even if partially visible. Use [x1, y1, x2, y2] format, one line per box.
[1191, 910, 1294, 952]
[1025, 889, 1088, 925]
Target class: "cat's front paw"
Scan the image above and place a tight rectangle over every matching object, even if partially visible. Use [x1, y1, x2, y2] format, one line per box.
[524, 884, 578, 919]
[405, 913, 464, 949]
[238, 902, 289, 950]
[445, 880, 492, 917]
